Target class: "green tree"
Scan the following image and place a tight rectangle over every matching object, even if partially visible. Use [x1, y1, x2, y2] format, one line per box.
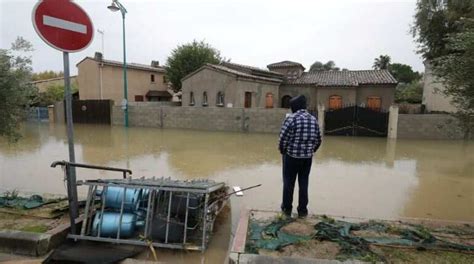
[432, 18, 474, 138]
[373, 55, 391, 70]
[166, 40, 222, 91]
[0, 37, 37, 141]
[31, 70, 63, 81]
[309, 60, 340, 72]
[395, 81, 424, 103]
[37, 83, 78, 106]
[412, 0, 473, 60]
[388, 63, 422, 83]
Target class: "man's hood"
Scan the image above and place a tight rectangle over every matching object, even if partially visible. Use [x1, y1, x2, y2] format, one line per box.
[290, 95, 307, 113]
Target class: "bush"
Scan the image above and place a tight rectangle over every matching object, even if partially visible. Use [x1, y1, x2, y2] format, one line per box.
[395, 81, 423, 104]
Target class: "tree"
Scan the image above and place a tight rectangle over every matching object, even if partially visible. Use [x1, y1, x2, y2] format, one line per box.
[0, 37, 37, 141]
[166, 40, 222, 91]
[395, 81, 424, 103]
[373, 55, 391, 70]
[37, 83, 78, 106]
[432, 18, 474, 138]
[388, 63, 422, 84]
[309, 60, 340, 72]
[32, 70, 63, 81]
[412, 0, 473, 60]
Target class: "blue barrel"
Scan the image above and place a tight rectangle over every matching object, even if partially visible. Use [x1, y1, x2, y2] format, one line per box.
[103, 187, 142, 212]
[92, 212, 139, 238]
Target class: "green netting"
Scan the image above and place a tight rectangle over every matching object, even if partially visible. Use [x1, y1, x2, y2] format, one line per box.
[246, 215, 474, 261]
[247, 218, 312, 252]
[0, 193, 64, 210]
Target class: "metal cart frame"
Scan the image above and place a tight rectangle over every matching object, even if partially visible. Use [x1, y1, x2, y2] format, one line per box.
[51, 160, 227, 252]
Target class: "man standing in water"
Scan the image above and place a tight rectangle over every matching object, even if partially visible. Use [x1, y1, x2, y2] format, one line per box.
[278, 95, 322, 218]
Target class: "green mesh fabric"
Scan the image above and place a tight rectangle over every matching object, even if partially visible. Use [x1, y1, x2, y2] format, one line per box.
[246, 216, 474, 260]
[247, 218, 312, 252]
[0, 194, 64, 209]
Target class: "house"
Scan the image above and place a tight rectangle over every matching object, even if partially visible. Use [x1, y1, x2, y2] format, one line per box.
[31, 75, 77, 93]
[76, 52, 172, 104]
[181, 60, 398, 111]
[181, 62, 283, 108]
[422, 61, 457, 113]
[272, 60, 398, 111]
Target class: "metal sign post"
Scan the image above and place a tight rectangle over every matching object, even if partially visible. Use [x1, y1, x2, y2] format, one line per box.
[63, 52, 78, 219]
[32, 0, 94, 220]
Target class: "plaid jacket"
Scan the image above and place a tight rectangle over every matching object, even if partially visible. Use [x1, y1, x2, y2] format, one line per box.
[278, 109, 322, 158]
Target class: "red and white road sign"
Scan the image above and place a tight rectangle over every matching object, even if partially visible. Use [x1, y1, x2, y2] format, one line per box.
[32, 0, 93, 52]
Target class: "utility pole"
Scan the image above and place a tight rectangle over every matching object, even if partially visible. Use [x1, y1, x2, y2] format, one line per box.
[97, 29, 105, 99]
[97, 29, 105, 56]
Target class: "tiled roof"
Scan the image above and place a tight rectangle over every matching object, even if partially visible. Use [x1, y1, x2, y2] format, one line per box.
[77, 57, 166, 73]
[221, 61, 283, 77]
[289, 70, 398, 86]
[204, 64, 283, 83]
[267, 61, 305, 70]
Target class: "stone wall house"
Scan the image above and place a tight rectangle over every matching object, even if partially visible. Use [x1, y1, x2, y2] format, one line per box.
[182, 60, 397, 111]
[269, 61, 398, 111]
[77, 52, 172, 104]
[181, 62, 283, 108]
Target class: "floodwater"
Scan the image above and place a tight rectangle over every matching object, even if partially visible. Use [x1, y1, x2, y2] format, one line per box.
[1, 122, 473, 262]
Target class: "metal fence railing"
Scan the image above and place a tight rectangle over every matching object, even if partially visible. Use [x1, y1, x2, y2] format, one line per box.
[27, 107, 49, 121]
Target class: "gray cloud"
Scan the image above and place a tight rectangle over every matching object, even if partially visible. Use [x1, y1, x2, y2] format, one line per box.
[0, 0, 423, 75]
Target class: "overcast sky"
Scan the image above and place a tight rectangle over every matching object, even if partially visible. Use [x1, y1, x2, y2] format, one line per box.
[1, 0, 424, 75]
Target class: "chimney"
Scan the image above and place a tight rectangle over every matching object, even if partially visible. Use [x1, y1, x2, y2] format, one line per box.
[94, 52, 103, 61]
[151, 60, 160, 68]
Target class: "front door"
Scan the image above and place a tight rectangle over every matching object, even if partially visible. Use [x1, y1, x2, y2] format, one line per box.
[244, 92, 252, 108]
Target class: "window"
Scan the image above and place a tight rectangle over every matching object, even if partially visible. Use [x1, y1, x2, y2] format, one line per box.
[163, 75, 167, 84]
[367, 96, 382, 111]
[265, 93, 274, 108]
[135, 95, 144, 102]
[244, 92, 252, 108]
[150, 74, 155, 82]
[216, 91, 224, 106]
[202, 91, 208, 106]
[189, 92, 195, 106]
[281, 95, 291, 108]
[329, 95, 342, 110]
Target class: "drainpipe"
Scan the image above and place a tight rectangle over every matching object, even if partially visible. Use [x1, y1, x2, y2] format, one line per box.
[99, 62, 103, 99]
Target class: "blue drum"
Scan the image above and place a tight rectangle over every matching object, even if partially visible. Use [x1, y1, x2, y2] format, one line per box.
[103, 186, 142, 212]
[92, 211, 142, 238]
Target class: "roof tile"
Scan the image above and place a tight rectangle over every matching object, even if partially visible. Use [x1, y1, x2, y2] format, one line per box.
[289, 70, 397, 86]
[267, 61, 305, 70]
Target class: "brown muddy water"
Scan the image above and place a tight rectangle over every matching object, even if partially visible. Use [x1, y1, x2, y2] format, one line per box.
[0, 122, 473, 263]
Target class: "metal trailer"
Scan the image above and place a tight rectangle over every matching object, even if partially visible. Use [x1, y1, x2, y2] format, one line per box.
[51, 160, 228, 252]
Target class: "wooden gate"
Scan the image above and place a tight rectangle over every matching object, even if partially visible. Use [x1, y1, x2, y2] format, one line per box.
[324, 105, 388, 137]
[66, 100, 112, 124]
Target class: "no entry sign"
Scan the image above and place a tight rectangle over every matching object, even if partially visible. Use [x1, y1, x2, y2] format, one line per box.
[32, 0, 93, 52]
[31, 0, 95, 224]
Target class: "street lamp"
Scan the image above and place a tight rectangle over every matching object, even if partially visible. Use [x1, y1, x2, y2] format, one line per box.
[108, 0, 129, 127]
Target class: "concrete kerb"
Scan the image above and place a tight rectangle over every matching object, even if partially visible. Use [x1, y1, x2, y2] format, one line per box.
[0, 230, 50, 256]
[0, 217, 83, 257]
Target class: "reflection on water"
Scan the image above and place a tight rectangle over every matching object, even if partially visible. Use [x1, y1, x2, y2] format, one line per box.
[0, 122, 473, 262]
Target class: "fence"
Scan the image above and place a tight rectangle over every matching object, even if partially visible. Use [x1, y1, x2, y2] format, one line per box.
[27, 107, 48, 121]
[112, 105, 290, 133]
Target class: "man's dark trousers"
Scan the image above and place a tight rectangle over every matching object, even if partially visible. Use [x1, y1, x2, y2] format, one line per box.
[281, 154, 312, 216]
